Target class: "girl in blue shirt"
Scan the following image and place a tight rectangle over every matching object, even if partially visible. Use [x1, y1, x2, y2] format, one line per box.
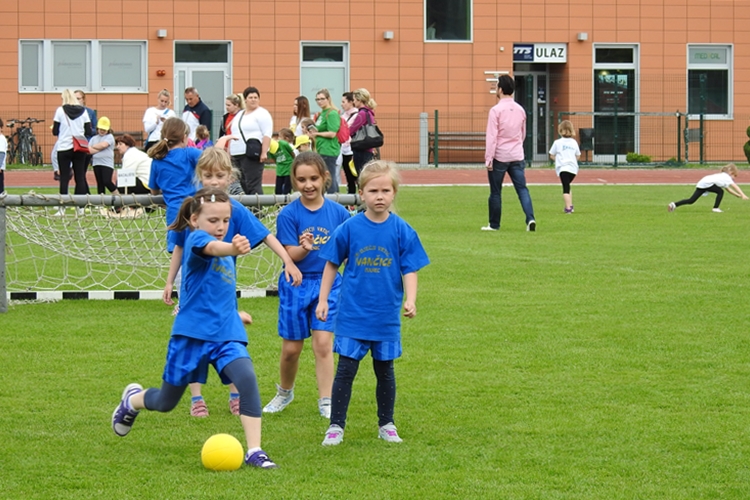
[148, 117, 202, 252]
[112, 187, 278, 469]
[316, 160, 429, 446]
[162, 147, 302, 417]
[263, 151, 350, 419]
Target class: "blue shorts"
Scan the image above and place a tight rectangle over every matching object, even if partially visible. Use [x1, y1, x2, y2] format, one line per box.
[333, 336, 402, 361]
[161, 335, 250, 387]
[277, 272, 341, 341]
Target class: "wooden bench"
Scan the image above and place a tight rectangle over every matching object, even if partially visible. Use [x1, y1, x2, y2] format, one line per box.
[428, 131, 485, 163]
[113, 131, 145, 166]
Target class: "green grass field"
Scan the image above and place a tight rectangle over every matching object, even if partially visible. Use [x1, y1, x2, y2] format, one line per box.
[2, 185, 750, 499]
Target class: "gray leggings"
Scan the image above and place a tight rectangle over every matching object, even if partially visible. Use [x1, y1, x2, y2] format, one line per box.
[143, 357, 262, 417]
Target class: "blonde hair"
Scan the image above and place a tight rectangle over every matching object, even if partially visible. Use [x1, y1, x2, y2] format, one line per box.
[353, 88, 377, 110]
[359, 160, 400, 192]
[316, 88, 338, 111]
[157, 89, 171, 100]
[195, 125, 210, 141]
[721, 163, 739, 176]
[196, 147, 238, 182]
[61, 89, 78, 106]
[558, 120, 575, 138]
[225, 93, 245, 110]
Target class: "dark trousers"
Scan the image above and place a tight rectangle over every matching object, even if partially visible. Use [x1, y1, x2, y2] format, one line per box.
[353, 150, 374, 175]
[560, 171, 576, 194]
[238, 156, 264, 195]
[93, 165, 118, 194]
[275, 175, 292, 195]
[57, 148, 89, 195]
[675, 184, 724, 208]
[341, 153, 357, 193]
[330, 356, 397, 429]
[0, 170, 4, 193]
[143, 358, 261, 418]
[487, 159, 535, 229]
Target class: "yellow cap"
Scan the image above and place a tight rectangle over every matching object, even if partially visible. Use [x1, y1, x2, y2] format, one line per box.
[97, 116, 111, 130]
[269, 139, 279, 155]
[294, 135, 311, 149]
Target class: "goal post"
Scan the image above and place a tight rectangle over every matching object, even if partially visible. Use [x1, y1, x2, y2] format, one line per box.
[0, 192, 358, 312]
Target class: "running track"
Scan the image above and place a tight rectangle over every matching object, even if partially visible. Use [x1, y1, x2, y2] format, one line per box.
[4, 167, 725, 189]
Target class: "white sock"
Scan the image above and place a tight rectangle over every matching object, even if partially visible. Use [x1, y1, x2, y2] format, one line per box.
[246, 447, 261, 456]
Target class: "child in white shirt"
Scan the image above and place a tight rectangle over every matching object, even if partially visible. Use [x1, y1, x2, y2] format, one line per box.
[669, 163, 748, 213]
[549, 120, 581, 213]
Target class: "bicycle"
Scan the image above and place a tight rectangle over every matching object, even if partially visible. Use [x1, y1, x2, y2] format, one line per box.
[6, 117, 44, 165]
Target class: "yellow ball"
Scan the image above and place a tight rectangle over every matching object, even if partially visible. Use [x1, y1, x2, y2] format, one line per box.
[201, 433, 244, 471]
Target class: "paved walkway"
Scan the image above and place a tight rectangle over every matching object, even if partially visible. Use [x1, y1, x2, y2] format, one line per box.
[4, 166, 719, 189]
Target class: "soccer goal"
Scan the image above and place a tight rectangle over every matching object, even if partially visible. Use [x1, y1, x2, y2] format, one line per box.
[0, 192, 358, 312]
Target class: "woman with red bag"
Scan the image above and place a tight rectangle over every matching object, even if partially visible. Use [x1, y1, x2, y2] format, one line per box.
[52, 89, 93, 213]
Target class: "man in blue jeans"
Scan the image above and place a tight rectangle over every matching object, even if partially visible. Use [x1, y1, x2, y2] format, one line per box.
[483, 75, 536, 232]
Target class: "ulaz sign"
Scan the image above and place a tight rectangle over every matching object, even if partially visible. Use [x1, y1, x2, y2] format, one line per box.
[513, 43, 567, 63]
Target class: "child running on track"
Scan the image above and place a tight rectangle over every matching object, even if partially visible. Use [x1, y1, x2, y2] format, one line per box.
[316, 160, 430, 446]
[668, 163, 748, 213]
[262, 151, 350, 418]
[548, 120, 580, 213]
[163, 147, 302, 417]
[112, 187, 278, 469]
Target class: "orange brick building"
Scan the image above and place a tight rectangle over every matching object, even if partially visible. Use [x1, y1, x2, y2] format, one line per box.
[1, 0, 748, 164]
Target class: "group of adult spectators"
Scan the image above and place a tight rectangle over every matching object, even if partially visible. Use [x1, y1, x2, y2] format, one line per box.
[51, 84, 379, 199]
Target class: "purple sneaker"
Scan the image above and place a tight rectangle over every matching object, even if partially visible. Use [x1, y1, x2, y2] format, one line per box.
[112, 383, 143, 437]
[245, 450, 278, 469]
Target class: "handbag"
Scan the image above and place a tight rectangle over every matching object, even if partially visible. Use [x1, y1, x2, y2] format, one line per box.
[65, 113, 90, 154]
[238, 111, 262, 161]
[350, 109, 384, 151]
[73, 136, 90, 154]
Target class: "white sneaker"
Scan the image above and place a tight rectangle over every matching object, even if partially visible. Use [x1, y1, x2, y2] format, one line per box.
[712, 208, 723, 213]
[480, 225, 498, 231]
[51, 208, 66, 217]
[378, 423, 403, 443]
[318, 397, 331, 419]
[75, 207, 85, 216]
[668, 202, 676, 212]
[262, 384, 294, 413]
[322, 425, 344, 446]
[527, 220, 536, 232]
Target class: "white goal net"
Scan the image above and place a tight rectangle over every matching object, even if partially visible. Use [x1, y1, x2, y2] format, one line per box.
[0, 192, 357, 310]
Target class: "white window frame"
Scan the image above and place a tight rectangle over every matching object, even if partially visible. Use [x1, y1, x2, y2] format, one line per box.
[424, 0, 473, 43]
[686, 44, 732, 120]
[18, 39, 148, 93]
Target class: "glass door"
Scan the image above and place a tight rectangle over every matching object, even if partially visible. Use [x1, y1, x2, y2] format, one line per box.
[514, 72, 549, 163]
[174, 42, 232, 140]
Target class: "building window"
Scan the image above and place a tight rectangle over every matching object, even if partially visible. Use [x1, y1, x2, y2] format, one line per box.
[687, 45, 731, 118]
[19, 40, 147, 93]
[20, 41, 42, 90]
[425, 0, 472, 42]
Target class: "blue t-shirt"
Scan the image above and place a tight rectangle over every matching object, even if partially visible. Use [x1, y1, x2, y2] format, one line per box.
[149, 147, 202, 227]
[320, 212, 430, 341]
[171, 229, 247, 343]
[169, 198, 270, 254]
[276, 198, 350, 275]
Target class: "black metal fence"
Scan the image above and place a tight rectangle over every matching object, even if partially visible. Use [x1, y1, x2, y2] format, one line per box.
[3, 73, 749, 167]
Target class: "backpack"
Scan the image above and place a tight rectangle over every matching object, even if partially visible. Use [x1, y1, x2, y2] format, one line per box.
[323, 109, 350, 144]
[336, 115, 350, 144]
